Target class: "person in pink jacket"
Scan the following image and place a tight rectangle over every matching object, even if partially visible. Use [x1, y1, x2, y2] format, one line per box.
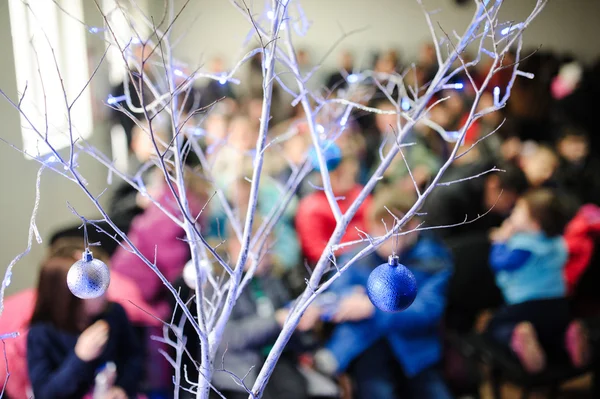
[110, 169, 206, 320]
[110, 169, 206, 393]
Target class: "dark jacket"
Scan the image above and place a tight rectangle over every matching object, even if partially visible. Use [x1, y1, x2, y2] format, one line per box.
[555, 156, 600, 206]
[213, 274, 294, 392]
[423, 161, 506, 240]
[27, 302, 143, 399]
[172, 273, 308, 393]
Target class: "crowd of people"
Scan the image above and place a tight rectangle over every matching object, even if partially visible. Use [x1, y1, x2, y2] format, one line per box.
[3, 42, 600, 398]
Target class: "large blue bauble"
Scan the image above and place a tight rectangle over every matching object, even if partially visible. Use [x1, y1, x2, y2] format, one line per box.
[309, 140, 342, 172]
[366, 256, 417, 312]
[67, 250, 110, 299]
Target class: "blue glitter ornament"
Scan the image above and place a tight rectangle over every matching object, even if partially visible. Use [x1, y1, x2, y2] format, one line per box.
[67, 250, 110, 299]
[366, 255, 417, 312]
[309, 140, 342, 172]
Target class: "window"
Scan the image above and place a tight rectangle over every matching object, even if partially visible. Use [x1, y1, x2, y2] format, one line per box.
[8, 0, 92, 158]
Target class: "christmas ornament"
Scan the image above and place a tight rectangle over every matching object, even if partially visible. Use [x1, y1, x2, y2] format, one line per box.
[183, 258, 211, 289]
[366, 255, 417, 312]
[67, 250, 110, 299]
[309, 140, 342, 172]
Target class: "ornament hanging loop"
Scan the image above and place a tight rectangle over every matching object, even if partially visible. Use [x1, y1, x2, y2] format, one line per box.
[82, 221, 90, 250]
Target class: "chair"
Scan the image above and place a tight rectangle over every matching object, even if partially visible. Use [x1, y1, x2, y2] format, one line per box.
[444, 233, 504, 333]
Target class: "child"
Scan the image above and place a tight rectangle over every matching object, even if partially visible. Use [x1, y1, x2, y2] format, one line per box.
[314, 187, 453, 399]
[487, 188, 580, 372]
[27, 256, 143, 398]
[519, 143, 559, 188]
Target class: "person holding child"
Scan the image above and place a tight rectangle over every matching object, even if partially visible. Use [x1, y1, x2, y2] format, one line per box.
[486, 188, 588, 373]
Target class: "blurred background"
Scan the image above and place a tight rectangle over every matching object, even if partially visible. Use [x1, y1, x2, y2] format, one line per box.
[0, 0, 598, 294]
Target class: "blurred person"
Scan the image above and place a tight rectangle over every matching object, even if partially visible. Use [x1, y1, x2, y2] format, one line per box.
[556, 59, 600, 154]
[295, 140, 373, 264]
[314, 188, 453, 399]
[245, 53, 290, 123]
[506, 52, 556, 143]
[360, 99, 393, 180]
[418, 42, 438, 83]
[486, 188, 582, 373]
[369, 51, 402, 103]
[172, 221, 320, 399]
[374, 51, 397, 76]
[108, 44, 157, 149]
[198, 56, 237, 109]
[210, 114, 259, 188]
[263, 120, 316, 199]
[202, 105, 232, 150]
[378, 101, 444, 191]
[110, 166, 207, 319]
[554, 127, 600, 205]
[108, 120, 170, 236]
[424, 162, 529, 240]
[278, 48, 322, 93]
[519, 143, 559, 188]
[402, 65, 428, 98]
[297, 48, 324, 92]
[500, 135, 523, 163]
[325, 50, 355, 92]
[110, 166, 207, 394]
[27, 257, 143, 398]
[210, 164, 301, 272]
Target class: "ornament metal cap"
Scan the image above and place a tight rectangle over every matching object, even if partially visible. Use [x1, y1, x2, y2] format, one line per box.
[83, 249, 94, 262]
[388, 255, 400, 266]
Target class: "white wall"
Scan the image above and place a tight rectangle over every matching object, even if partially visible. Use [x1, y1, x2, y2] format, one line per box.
[0, 1, 113, 294]
[166, 0, 600, 72]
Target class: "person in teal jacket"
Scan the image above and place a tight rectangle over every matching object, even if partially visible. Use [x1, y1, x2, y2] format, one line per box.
[314, 188, 453, 399]
[208, 172, 301, 272]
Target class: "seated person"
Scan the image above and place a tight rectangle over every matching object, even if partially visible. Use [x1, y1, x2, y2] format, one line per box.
[314, 187, 453, 399]
[519, 142, 559, 188]
[424, 162, 528, 241]
[486, 188, 585, 372]
[27, 256, 143, 398]
[110, 166, 206, 320]
[173, 222, 321, 399]
[554, 126, 600, 206]
[208, 161, 301, 273]
[108, 121, 168, 235]
[209, 114, 259, 188]
[296, 155, 372, 265]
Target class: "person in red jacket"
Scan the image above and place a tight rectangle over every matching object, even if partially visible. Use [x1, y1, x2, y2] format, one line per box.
[296, 154, 372, 265]
[563, 204, 600, 294]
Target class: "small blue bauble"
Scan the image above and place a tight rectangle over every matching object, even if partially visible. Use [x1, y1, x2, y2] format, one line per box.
[309, 140, 342, 172]
[67, 250, 110, 299]
[366, 255, 417, 312]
